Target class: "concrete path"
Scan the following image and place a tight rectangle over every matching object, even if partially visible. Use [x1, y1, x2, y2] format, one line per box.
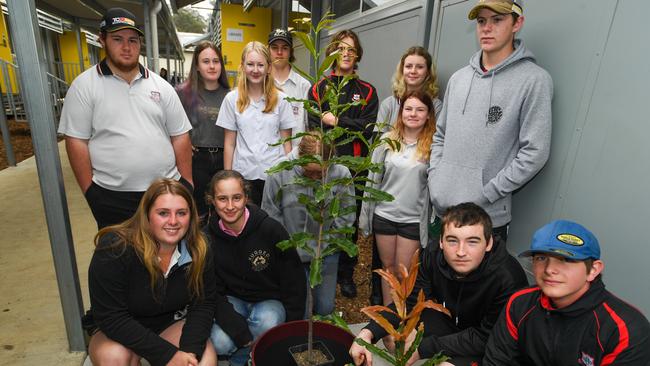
[0, 142, 95, 366]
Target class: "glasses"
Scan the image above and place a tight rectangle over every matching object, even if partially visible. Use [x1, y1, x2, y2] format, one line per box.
[336, 46, 357, 55]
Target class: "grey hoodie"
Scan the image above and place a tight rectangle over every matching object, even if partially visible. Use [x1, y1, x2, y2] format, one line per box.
[261, 164, 356, 263]
[428, 39, 553, 227]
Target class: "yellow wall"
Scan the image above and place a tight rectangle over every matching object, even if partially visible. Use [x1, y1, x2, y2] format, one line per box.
[58, 31, 91, 84]
[220, 4, 272, 86]
[0, 11, 18, 93]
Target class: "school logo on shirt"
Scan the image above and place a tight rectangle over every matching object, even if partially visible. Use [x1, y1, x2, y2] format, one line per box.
[487, 105, 503, 124]
[150, 90, 161, 103]
[173, 305, 188, 321]
[352, 94, 361, 102]
[578, 352, 594, 366]
[292, 105, 300, 116]
[248, 249, 271, 271]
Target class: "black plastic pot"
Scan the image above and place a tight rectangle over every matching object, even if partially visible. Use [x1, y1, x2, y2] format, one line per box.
[251, 320, 355, 366]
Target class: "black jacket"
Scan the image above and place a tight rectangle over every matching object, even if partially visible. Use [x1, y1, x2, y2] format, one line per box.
[204, 204, 307, 346]
[308, 72, 378, 158]
[484, 279, 650, 365]
[365, 240, 528, 359]
[86, 233, 218, 366]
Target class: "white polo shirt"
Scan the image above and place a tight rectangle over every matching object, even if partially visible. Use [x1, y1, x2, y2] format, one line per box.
[216, 89, 296, 180]
[274, 68, 311, 147]
[58, 60, 192, 191]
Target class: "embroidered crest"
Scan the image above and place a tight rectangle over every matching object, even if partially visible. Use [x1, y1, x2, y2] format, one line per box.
[487, 105, 503, 124]
[352, 94, 361, 102]
[150, 91, 161, 103]
[578, 352, 595, 366]
[248, 249, 271, 272]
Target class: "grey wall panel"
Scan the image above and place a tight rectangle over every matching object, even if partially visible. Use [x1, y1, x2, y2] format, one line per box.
[558, 0, 650, 311]
[432, 0, 650, 313]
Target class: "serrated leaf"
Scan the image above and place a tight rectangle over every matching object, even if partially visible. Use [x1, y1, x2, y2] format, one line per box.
[403, 326, 425, 364]
[354, 338, 396, 365]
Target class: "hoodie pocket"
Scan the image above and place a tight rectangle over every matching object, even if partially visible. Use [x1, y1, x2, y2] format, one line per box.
[429, 160, 488, 212]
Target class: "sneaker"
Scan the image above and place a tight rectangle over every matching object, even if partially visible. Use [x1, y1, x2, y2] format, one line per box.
[339, 278, 357, 298]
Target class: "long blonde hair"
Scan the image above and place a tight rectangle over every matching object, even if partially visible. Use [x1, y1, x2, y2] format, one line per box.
[388, 90, 436, 161]
[94, 178, 208, 299]
[236, 41, 278, 113]
[391, 46, 439, 100]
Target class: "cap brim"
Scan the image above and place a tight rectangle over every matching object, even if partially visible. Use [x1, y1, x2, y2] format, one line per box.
[468, 4, 515, 20]
[268, 36, 292, 47]
[105, 25, 144, 36]
[518, 249, 592, 260]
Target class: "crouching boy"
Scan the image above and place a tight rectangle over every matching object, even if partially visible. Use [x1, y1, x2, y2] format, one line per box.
[484, 220, 650, 365]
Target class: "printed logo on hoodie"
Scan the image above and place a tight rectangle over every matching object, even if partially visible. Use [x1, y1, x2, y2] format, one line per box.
[249, 249, 270, 271]
[487, 105, 503, 124]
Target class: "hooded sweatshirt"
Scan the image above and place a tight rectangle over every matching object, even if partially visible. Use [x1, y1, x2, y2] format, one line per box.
[364, 238, 528, 358]
[203, 204, 306, 346]
[484, 279, 650, 365]
[428, 39, 553, 227]
[261, 164, 356, 263]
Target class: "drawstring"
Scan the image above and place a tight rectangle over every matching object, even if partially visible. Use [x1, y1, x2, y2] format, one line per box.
[461, 73, 476, 115]
[486, 70, 496, 125]
[455, 282, 465, 326]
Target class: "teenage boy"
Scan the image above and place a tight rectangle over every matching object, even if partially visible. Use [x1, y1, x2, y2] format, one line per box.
[268, 28, 311, 148]
[308, 29, 379, 298]
[428, 0, 553, 245]
[58, 8, 193, 229]
[484, 220, 650, 365]
[350, 203, 528, 366]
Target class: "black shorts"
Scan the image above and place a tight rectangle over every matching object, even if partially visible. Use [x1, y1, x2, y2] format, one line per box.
[372, 213, 420, 241]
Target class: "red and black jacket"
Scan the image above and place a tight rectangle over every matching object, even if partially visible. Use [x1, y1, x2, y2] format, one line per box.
[307, 73, 378, 158]
[484, 279, 650, 365]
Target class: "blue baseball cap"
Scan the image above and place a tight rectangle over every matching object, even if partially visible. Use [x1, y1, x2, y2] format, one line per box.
[519, 220, 600, 260]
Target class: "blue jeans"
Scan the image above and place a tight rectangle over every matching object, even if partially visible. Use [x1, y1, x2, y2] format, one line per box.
[210, 296, 285, 366]
[304, 252, 339, 317]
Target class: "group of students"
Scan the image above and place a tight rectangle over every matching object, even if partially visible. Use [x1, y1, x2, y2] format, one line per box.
[65, 0, 650, 365]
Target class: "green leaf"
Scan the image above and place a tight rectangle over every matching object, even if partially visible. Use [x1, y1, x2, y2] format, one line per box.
[328, 196, 340, 218]
[313, 312, 352, 333]
[318, 50, 339, 78]
[354, 338, 396, 364]
[315, 12, 336, 33]
[361, 186, 395, 202]
[328, 237, 358, 257]
[403, 328, 425, 364]
[290, 62, 318, 84]
[309, 258, 323, 288]
[292, 30, 316, 59]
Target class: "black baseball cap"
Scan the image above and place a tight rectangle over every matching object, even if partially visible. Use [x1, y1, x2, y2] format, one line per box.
[100, 8, 144, 36]
[268, 28, 292, 47]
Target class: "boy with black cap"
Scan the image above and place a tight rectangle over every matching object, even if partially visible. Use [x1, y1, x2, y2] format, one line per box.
[268, 28, 311, 148]
[428, 0, 553, 247]
[484, 220, 650, 365]
[58, 8, 193, 229]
